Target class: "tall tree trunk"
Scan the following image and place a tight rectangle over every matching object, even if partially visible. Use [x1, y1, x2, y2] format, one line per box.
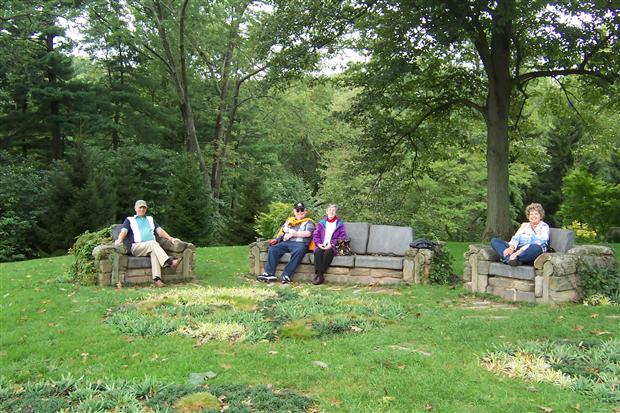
[211, 12, 241, 199]
[152, 0, 210, 188]
[46, 33, 62, 160]
[482, 0, 514, 240]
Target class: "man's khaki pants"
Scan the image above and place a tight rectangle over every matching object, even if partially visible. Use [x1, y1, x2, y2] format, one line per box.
[131, 240, 169, 279]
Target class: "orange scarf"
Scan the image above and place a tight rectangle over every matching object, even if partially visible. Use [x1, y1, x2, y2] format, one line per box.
[274, 217, 315, 251]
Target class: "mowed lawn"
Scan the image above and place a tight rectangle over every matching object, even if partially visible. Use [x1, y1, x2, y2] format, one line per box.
[0, 244, 619, 412]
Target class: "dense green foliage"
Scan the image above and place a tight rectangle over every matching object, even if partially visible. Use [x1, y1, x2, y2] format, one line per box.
[560, 168, 620, 239]
[1, 0, 619, 261]
[576, 261, 620, 304]
[67, 226, 113, 285]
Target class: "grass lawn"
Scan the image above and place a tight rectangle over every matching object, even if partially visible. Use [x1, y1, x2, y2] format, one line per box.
[1, 244, 618, 412]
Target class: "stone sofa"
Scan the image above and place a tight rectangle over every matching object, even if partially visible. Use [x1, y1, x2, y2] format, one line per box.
[92, 225, 196, 286]
[249, 223, 440, 285]
[463, 228, 617, 304]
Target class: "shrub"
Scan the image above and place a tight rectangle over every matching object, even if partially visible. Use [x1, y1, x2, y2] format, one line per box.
[68, 226, 113, 285]
[564, 221, 597, 243]
[577, 262, 620, 304]
[559, 168, 620, 239]
[0, 153, 49, 262]
[429, 245, 457, 285]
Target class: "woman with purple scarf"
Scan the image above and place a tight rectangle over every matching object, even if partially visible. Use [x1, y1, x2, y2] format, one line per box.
[312, 204, 347, 285]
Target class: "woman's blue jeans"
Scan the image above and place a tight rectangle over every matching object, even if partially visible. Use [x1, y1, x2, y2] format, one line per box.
[490, 238, 543, 265]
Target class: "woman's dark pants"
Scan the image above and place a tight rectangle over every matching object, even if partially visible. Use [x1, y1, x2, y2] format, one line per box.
[314, 248, 335, 276]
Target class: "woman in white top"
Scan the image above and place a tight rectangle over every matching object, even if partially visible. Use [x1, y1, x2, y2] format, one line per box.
[311, 204, 348, 285]
[491, 203, 550, 266]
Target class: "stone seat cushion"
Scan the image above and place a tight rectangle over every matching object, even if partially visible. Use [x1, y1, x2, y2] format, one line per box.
[309, 254, 355, 267]
[489, 262, 536, 280]
[355, 255, 403, 270]
[127, 256, 154, 269]
[278, 253, 312, 265]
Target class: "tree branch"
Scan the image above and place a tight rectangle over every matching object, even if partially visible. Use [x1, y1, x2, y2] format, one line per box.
[517, 68, 615, 85]
[553, 77, 585, 122]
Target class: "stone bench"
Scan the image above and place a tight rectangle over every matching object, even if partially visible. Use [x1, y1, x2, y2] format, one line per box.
[249, 222, 442, 285]
[92, 225, 197, 286]
[463, 228, 617, 304]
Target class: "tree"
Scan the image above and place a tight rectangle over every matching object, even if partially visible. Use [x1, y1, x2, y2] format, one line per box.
[271, 0, 620, 239]
[1, 0, 84, 159]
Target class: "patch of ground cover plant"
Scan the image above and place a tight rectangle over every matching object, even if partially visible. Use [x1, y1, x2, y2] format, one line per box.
[0, 375, 314, 412]
[105, 285, 406, 344]
[482, 338, 619, 403]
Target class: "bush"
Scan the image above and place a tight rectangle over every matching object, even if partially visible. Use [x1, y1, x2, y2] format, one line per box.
[429, 246, 458, 285]
[68, 226, 113, 285]
[0, 153, 49, 262]
[563, 221, 597, 243]
[253, 202, 293, 239]
[577, 261, 620, 304]
[559, 168, 620, 239]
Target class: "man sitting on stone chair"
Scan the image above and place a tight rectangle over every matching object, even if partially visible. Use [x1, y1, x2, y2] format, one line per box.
[114, 200, 180, 287]
[257, 202, 315, 284]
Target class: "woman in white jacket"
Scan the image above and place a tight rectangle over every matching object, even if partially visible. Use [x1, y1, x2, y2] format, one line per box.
[490, 203, 550, 266]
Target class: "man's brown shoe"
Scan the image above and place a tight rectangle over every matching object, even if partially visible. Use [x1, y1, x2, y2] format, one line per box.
[154, 279, 166, 288]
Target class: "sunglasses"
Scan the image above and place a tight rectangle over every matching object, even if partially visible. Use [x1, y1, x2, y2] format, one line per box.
[295, 208, 305, 212]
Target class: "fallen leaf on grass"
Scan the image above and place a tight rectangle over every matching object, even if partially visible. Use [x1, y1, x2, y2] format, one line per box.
[312, 360, 328, 369]
[424, 404, 433, 411]
[589, 330, 610, 336]
[538, 406, 553, 413]
[589, 313, 599, 318]
[382, 396, 395, 403]
[574, 325, 584, 331]
[574, 403, 581, 411]
[220, 363, 232, 369]
[398, 364, 406, 370]
[268, 351, 278, 355]
[47, 322, 57, 327]
[350, 326, 363, 332]
[329, 399, 342, 406]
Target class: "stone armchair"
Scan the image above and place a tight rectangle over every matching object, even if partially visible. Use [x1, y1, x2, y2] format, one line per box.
[463, 229, 617, 304]
[92, 224, 196, 286]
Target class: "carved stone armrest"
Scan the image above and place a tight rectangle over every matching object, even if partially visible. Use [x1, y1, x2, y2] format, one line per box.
[158, 238, 195, 254]
[567, 245, 615, 257]
[92, 243, 126, 259]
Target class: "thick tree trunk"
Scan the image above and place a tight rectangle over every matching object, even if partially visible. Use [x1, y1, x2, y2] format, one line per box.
[482, 0, 514, 241]
[483, 104, 512, 240]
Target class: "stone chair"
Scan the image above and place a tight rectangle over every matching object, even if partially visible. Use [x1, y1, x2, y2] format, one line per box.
[463, 228, 617, 304]
[249, 222, 442, 285]
[92, 224, 196, 286]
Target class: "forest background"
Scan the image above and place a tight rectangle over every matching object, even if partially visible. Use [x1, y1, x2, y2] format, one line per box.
[1, 0, 619, 262]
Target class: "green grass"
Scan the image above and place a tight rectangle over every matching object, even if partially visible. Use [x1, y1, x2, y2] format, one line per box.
[1, 245, 619, 412]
